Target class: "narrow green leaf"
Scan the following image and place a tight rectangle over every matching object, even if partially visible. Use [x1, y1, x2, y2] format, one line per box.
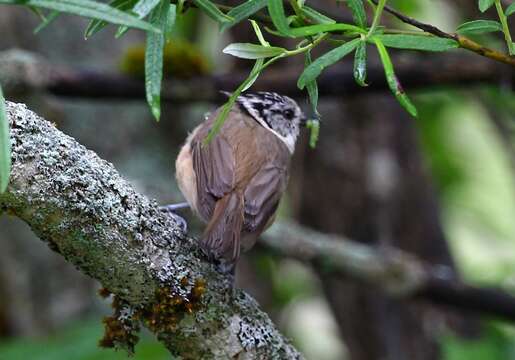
[478, 0, 495, 12]
[165, 4, 176, 40]
[205, 98, 236, 145]
[0, 86, 10, 193]
[192, 0, 233, 23]
[345, 0, 367, 28]
[288, 23, 364, 37]
[301, 5, 335, 24]
[375, 34, 459, 51]
[28, 6, 46, 21]
[456, 20, 502, 35]
[205, 62, 265, 144]
[84, 0, 136, 38]
[353, 41, 367, 86]
[177, 0, 185, 14]
[267, 0, 292, 36]
[116, 0, 160, 38]
[221, 0, 267, 31]
[304, 53, 320, 148]
[304, 51, 319, 116]
[0, 0, 160, 33]
[34, 10, 60, 33]
[251, 19, 269, 46]
[145, 0, 169, 121]
[242, 58, 264, 92]
[374, 38, 417, 117]
[223, 43, 286, 59]
[267, 2, 361, 38]
[306, 119, 320, 149]
[506, 3, 515, 16]
[133, 0, 160, 16]
[297, 38, 360, 89]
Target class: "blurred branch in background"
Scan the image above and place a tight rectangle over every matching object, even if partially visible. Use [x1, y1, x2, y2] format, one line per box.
[0, 49, 512, 103]
[263, 222, 515, 322]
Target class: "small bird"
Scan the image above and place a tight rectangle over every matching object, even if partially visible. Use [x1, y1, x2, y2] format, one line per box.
[174, 91, 306, 270]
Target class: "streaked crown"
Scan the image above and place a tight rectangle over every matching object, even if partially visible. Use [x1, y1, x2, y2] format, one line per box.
[235, 92, 306, 153]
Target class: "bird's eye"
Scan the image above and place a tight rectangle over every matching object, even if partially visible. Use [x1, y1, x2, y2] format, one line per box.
[284, 109, 294, 120]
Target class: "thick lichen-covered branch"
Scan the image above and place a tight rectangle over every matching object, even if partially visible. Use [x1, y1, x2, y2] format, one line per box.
[0, 101, 301, 359]
[3, 99, 515, 358]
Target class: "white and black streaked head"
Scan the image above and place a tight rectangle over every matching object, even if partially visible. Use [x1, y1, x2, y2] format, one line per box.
[234, 92, 307, 153]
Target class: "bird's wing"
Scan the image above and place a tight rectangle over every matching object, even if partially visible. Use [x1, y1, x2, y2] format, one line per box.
[243, 163, 289, 233]
[191, 126, 235, 221]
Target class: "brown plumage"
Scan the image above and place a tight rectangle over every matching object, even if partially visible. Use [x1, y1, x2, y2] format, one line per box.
[176, 92, 305, 267]
[177, 107, 289, 262]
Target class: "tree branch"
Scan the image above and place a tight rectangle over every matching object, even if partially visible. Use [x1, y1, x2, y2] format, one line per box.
[2, 99, 515, 355]
[181, 0, 515, 67]
[371, 0, 515, 67]
[0, 49, 512, 103]
[263, 223, 515, 321]
[0, 101, 302, 359]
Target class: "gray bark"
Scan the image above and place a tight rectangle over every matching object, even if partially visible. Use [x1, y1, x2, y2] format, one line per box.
[0, 101, 301, 359]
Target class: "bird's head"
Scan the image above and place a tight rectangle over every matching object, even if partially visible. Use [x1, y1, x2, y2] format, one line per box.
[234, 91, 307, 153]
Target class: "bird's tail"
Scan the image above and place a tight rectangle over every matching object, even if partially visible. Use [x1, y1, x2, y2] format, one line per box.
[201, 192, 244, 266]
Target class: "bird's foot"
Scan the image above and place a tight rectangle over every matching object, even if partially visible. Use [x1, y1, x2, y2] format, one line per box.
[199, 246, 236, 287]
[159, 203, 189, 233]
[159, 202, 190, 212]
[215, 260, 236, 288]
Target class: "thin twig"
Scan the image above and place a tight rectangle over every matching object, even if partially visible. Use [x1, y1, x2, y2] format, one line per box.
[371, 0, 515, 67]
[370, 0, 453, 39]
[178, 0, 515, 67]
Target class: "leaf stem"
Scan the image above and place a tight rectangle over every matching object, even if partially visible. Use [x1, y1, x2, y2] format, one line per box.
[494, 0, 514, 55]
[285, 32, 330, 56]
[251, 20, 270, 46]
[288, 0, 303, 18]
[366, 0, 386, 38]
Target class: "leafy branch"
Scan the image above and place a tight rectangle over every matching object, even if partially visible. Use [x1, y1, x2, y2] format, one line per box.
[1, 0, 514, 191]
[477, 0, 514, 55]
[371, 0, 515, 65]
[216, 0, 453, 141]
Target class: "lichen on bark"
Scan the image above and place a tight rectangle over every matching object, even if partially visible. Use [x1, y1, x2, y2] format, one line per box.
[0, 101, 302, 359]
